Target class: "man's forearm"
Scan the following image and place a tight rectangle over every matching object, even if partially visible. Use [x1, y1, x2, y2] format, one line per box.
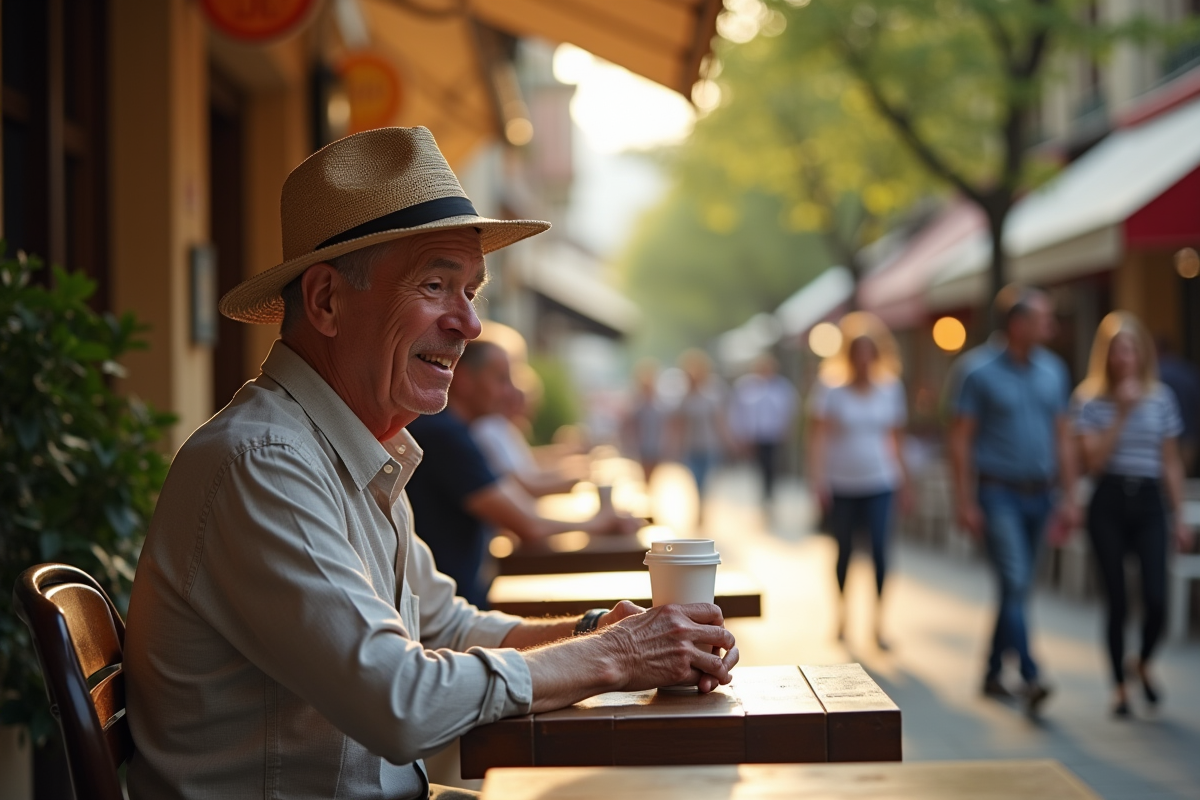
[947, 422, 972, 508]
[521, 633, 625, 712]
[500, 615, 580, 649]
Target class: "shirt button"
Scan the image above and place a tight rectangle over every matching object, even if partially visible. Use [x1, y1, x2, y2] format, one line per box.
[397, 445, 406, 454]
[383, 464, 394, 475]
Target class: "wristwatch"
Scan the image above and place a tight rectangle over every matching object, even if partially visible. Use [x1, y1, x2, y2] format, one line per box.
[572, 608, 608, 636]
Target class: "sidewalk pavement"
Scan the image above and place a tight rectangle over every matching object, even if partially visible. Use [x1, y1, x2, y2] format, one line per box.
[706, 465, 1200, 800]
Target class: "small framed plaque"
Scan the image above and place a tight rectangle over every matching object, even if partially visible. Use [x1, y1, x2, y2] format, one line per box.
[191, 244, 218, 346]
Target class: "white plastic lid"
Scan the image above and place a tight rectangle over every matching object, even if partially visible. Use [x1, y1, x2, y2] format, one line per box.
[643, 538, 722, 566]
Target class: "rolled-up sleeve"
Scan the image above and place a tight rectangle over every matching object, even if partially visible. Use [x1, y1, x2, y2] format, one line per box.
[186, 442, 531, 765]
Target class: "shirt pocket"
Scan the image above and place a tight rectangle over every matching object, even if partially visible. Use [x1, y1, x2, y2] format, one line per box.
[400, 594, 421, 643]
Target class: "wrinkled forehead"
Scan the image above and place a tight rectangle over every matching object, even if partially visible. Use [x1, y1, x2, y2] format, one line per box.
[397, 228, 488, 283]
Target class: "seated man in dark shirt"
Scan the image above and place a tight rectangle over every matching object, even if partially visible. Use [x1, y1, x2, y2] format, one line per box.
[407, 340, 634, 606]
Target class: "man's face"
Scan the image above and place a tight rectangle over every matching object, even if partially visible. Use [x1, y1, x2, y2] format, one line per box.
[336, 229, 485, 427]
[1008, 294, 1055, 348]
[474, 347, 514, 419]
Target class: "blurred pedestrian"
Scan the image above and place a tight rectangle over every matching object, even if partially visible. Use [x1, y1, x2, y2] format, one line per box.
[408, 340, 635, 607]
[669, 349, 729, 497]
[472, 361, 586, 497]
[807, 313, 909, 649]
[621, 357, 668, 479]
[948, 285, 1078, 716]
[1073, 312, 1193, 717]
[729, 354, 798, 507]
[1155, 337, 1200, 475]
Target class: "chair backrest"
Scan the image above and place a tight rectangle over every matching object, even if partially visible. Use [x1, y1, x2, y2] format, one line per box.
[13, 563, 134, 800]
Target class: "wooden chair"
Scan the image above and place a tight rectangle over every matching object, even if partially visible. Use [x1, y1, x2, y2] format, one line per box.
[13, 563, 134, 800]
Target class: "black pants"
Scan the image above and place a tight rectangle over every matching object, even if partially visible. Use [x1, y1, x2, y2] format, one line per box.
[754, 441, 779, 501]
[1087, 474, 1169, 685]
[830, 491, 894, 596]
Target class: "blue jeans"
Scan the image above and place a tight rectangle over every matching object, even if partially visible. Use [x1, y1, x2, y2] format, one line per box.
[685, 451, 716, 496]
[978, 483, 1054, 683]
[830, 491, 894, 596]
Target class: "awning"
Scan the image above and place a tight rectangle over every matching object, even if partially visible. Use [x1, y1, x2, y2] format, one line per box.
[472, 0, 721, 98]
[358, 0, 721, 166]
[929, 96, 1200, 310]
[716, 313, 781, 369]
[775, 266, 854, 339]
[858, 201, 986, 329]
[519, 240, 640, 338]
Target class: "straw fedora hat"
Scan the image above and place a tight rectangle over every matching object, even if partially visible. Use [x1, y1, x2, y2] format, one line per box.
[218, 126, 550, 324]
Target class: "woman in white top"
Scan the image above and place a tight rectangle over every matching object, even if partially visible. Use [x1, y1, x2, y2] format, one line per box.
[807, 312, 910, 649]
[1072, 311, 1192, 717]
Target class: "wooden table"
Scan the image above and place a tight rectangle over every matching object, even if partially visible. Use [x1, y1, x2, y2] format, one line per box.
[486, 570, 763, 619]
[461, 664, 899, 779]
[479, 761, 1101, 800]
[495, 533, 651, 576]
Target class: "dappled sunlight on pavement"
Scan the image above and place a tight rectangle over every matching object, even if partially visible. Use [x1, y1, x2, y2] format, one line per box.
[701, 465, 1200, 800]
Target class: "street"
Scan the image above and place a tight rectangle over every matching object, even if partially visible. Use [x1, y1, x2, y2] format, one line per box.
[710, 466, 1200, 800]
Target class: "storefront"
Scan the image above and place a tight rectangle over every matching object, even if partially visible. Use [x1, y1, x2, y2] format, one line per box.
[0, 0, 721, 449]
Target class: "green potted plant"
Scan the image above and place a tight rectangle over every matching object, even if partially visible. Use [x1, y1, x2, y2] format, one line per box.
[0, 246, 174, 791]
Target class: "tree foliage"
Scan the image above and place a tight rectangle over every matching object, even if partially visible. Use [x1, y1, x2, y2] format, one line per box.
[765, 0, 1198, 301]
[0, 249, 174, 742]
[677, 11, 937, 280]
[619, 184, 830, 358]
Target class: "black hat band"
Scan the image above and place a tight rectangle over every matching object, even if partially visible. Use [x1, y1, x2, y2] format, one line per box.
[316, 195, 479, 250]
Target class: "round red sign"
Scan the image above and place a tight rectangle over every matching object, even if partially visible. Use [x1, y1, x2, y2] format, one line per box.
[339, 52, 405, 134]
[201, 0, 318, 43]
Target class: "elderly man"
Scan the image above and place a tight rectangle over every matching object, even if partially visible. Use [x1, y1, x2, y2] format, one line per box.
[406, 339, 631, 608]
[948, 285, 1078, 717]
[124, 127, 737, 799]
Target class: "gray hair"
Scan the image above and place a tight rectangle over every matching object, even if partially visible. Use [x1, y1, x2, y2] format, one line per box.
[279, 239, 406, 335]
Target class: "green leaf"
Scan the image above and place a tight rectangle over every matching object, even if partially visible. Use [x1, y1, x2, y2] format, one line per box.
[71, 341, 110, 362]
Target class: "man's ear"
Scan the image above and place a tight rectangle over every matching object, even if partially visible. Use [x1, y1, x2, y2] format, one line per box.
[302, 262, 341, 338]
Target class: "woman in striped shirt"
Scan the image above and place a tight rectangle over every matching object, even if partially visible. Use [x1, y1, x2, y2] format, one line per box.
[1072, 311, 1193, 717]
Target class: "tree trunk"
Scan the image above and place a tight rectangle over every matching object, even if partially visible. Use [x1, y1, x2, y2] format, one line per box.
[845, 250, 863, 311]
[985, 204, 1010, 332]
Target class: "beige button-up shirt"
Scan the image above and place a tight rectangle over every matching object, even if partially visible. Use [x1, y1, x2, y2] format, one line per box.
[125, 342, 532, 799]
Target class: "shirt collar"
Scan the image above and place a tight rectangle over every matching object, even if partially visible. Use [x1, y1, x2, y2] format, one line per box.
[260, 341, 424, 493]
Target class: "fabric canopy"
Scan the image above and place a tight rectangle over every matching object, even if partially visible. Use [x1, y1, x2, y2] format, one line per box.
[776, 266, 854, 339]
[519, 240, 640, 338]
[929, 96, 1200, 310]
[359, 0, 721, 166]
[472, 0, 722, 98]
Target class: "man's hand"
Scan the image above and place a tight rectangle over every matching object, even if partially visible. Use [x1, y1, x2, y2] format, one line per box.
[598, 600, 644, 629]
[812, 482, 831, 515]
[897, 480, 915, 517]
[957, 501, 985, 540]
[1049, 499, 1080, 547]
[1175, 516, 1195, 553]
[598, 603, 738, 695]
[592, 505, 645, 537]
[522, 602, 738, 712]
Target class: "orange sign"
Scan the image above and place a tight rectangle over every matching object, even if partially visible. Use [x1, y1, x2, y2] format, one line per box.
[201, 0, 318, 43]
[339, 52, 405, 133]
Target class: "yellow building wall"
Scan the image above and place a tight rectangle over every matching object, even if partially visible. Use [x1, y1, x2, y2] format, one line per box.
[110, 0, 212, 450]
[235, 38, 313, 381]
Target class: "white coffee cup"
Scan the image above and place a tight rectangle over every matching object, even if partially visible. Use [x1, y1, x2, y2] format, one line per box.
[643, 538, 721, 607]
[644, 539, 722, 692]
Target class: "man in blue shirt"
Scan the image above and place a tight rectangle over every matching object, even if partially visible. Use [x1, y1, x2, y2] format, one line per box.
[407, 340, 634, 607]
[948, 286, 1079, 716]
